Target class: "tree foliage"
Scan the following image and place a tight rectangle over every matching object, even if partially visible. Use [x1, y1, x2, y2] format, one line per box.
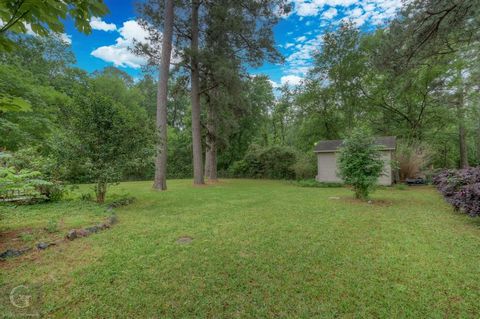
[0, 0, 108, 50]
[337, 128, 385, 200]
[54, 77, 153, 203]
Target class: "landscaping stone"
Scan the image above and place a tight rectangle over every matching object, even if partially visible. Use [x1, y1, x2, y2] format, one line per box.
[76, 229, 89, 237]
[97, 223, 109, 230]
[4, 207, 125, 260]
[37, 242, 49, 250]
[66, 230, 77, 240]
[85, 226, 100, 234]
[0, 247, 32, 259]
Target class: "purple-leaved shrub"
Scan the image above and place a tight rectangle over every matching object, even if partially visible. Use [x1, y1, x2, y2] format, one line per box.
[433, 167, 480, 216]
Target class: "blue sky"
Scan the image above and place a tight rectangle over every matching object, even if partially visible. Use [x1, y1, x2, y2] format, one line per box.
[63, 0, 403, 86]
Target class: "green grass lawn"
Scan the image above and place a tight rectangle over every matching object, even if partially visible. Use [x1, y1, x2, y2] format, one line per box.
[2, 179, 480, 318]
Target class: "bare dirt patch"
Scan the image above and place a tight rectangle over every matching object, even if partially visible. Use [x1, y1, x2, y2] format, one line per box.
[176, 236, 193, 244]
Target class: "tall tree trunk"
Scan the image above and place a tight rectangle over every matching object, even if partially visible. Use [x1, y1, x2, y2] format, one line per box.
[475, 104, 480, 164]
[205, 100, 217, 181]
[457, 72, 469, 169]
[458, 118, 468, 168]
[190, 0, 204, 185]
[153, 0, 174, 190]
[204, 147, 211, 177]
[476, 123, 480, 163]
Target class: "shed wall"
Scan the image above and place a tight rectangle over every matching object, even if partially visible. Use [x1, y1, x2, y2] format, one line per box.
[316, 150, 393, 185]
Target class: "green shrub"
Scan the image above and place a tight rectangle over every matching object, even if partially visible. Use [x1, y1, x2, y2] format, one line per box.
[80, 192, 94, 201]
[231, 145, 296, 179]
[0, 151, 65, 203]
[337, 128, 384, 200]
[291, 153, 316, 180]
[0, 166, 45, 202]
[33, 180, 65, 202]
[230, 160, 250, 177]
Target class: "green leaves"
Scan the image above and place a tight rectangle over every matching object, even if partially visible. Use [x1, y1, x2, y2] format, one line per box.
[0, 0, 109, 50]
[337, 128, 385, 200]
[0, 93, 31, 113]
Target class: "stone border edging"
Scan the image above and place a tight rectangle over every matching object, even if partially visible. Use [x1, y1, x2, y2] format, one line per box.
[1, 196, 136, 261]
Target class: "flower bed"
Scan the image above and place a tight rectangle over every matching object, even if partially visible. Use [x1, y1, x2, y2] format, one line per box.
[432, 167, 480, 216]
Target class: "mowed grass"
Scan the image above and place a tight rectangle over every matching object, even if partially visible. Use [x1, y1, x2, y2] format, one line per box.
[2, 179, 480, 318]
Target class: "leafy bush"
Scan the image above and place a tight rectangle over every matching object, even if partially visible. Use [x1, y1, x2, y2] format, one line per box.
[295, 179, 343, 188]
[397, 141, 431, 180]
[433, 167, 480, 216]
[33, 180, 65, 201]
[291, 153, 316, 180]
[80, 192, 94, 201]
[0, 166, 44, 202]
[230, 160, 250, 177]
[0, 152, 65, 203]
[230, 145, 296, 179]
[337, 128, 384, 200]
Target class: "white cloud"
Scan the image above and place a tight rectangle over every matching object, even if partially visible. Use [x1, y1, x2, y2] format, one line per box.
[296, 2, 320, 16]
[90, 16, 117, 32]
[284, 33, 323, 75]
[288, 0, 404, 22]
[91, 20, 149, 69]
[57, 33, 72, 44]
[295, 35, 307, 42]
[281, 75, 303, 86]
[322, 7, 338, 19]
[280, 0, 407, 76]
[268, 79, 281, 88]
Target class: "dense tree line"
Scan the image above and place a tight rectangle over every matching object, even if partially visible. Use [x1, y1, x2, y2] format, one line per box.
[1, 0, 479, 202]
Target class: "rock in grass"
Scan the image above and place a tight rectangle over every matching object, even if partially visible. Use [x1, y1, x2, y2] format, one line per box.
[97, 223, 110, 230]
[85, 226, 100, 234]
[37, 242, 49, 250]
[76, 229, 89, 237]
[0, 248, 32, 259]
[66, 230, 77, 240]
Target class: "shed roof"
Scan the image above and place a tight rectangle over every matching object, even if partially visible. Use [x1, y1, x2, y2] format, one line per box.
[314, 136, 396, 153]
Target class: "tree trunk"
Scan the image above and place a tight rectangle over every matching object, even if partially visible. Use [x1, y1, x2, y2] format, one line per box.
[205, 101, 217, 181]
[457, 73, 469, 169]
[95, 181, 107, 204]
[153, 0, 174, 190]
[459, 120, 468, 168]
[476, 124, 480, 163]
[207, 138, 217, 180]
[204, 148, 211, 177]
[190, 0, 204, 185]
[475, 104, 480, 163]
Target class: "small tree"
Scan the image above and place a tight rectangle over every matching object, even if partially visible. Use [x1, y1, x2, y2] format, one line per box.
[337, 128, 384, 200]
[56, 89, 151, 203]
